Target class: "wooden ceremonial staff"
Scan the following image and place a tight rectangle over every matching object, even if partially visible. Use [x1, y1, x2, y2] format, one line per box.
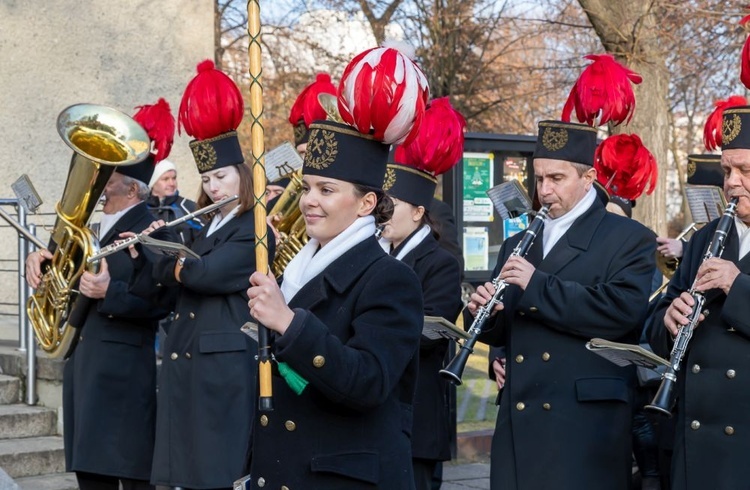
[247, 0, 273, 411]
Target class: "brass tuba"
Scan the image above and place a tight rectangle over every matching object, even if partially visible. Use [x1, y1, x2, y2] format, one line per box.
[27, 104, 150, 357]
[269, 169, 307, 275]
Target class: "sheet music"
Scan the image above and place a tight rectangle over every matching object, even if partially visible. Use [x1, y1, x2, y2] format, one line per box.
[423, 316, 470, 342]
[486, 180, 532, 220]
[265, 142, 303, 182]
[685, 185, 726, 223]
[586, 338, 670, 370]
[11, 174, 43, 213]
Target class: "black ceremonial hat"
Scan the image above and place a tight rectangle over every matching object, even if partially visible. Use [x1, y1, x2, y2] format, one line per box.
[383, 163, 437, 209]
[686, 154, 723, 187]
[303, 120, 390, 188]
[533, 120, 597, 166]
[117, 155, 156, 185]
[721, 106, 750, 151]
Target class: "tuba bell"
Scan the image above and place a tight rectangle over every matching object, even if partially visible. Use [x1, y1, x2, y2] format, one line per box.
[27, 104, 150, 358]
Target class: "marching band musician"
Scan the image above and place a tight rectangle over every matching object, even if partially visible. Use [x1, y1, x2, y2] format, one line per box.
[467, 54, 656, 490]
[648, 104, 750, 490]
[129, 61, 274, 490]
[246, 44, 428, 489]
[25, 100, 177, 490]
[379, 97, 465, 490]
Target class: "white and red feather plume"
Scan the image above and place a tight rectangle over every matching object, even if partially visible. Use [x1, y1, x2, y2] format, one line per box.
[594, 133, 657, 201]
[132, 98, 175, 163]
[288, 73, 337, 128]
[394, 97, 466, 176]
[178, 60, 244, 141]
[562, 54, 642, 127]
[703, 95, 747, 151]
[741, 11, 750, 90]
[337, 44, 430, 145]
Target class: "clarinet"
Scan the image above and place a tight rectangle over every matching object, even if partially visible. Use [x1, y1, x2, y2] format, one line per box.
[440, 205, 550, 385]
[646, 197, 739, 416]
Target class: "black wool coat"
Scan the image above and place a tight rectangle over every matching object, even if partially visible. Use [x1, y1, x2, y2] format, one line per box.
[477, 199, 655, 490]
[399, 233, 463, 461]
[149, 211, 273, 489]
[249, 237, 424, 490]
[63, 202, 170, 481]
[649, 218, 750, 490]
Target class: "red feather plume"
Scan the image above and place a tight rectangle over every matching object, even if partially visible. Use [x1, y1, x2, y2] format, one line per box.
[594, 133, 657, 201]
[338, 44, 430, 145]
[394, 97, 466, 176]
[703, 95, 747, 151]
[562, 54, 642, 127]
[178, 60, 244, 141]
[741, 13, 750, 89]
[288, 74, 336, 128]
[132, 98, 175, 163]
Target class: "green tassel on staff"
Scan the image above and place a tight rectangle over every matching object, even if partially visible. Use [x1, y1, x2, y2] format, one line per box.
[278, 362, 308, 395]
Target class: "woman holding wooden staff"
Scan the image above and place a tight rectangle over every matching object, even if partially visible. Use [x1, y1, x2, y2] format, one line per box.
[247, 44, 430, 489]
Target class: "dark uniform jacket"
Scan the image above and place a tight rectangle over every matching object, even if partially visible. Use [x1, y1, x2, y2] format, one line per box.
[649, 218, 750, 490]
[146, 192, 201, 246]
[478, 199, 655, 490]
[149, 210, 272, 489]
[63, 202, 169, 480]
[250, 237, 424, 489]
[400, 233, 463, 461]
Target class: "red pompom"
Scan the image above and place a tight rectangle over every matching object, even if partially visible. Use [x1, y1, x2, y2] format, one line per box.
[562, 54, 642, 127]
[178, 59, 244, 140]
[132, 98, 175, 163]
[288, 74, 336, 128]
[338, 45, 430, 145]
[394, 97, 466, 176]
[741, 13, 750, 90]
[595, 133, 657, 201]
[703, 95, 747, 151]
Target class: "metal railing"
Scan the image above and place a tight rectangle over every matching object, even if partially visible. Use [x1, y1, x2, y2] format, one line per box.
[0, 199, 55, 405]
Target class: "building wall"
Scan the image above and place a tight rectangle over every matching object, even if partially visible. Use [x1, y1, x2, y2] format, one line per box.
[0, 0, 214, 330]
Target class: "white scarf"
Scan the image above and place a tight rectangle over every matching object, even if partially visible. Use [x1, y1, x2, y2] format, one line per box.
[542, 186, 596, 257]
[98, 202, 139, 239]
[281, 216, 376, 303]
[379, 224, 431, 261]
[206, 205, 240, 237]
[734, 217, 750, 260]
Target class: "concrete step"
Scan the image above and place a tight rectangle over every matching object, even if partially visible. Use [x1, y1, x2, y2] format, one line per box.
[16, 472, 77, 490]
[0, 404, 57, 439]
[0, 436, 65, 479]
[0, 374, 20, 405]
[0, 346, 64, 383]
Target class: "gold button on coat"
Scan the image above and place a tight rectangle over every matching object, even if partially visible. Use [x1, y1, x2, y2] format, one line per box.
[542, 352, 551, 361]
[691, 364, 700, 374]
[313, 355, 325, 368]
[257, 477, 265, 487]
[725, 426, 735, 435]
[185, 352, 192, 359]
[529, 306, 538, 312]
[690, 420, 700, 430]
[515, 355, 524, 363]
[516, 402, 525, 411]
[260, 415, 268, 427]
[170, 353, 178, 360]
[543, 403, 551, 410]
[175, 313, 180, 320]
[726, 369, 736, 379]
[189, 312, 195, 319]
[281, 486, 290, 490]
[285, 420, 296, 431]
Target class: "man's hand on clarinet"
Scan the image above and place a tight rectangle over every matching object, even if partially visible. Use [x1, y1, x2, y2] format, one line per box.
[500, 256, 535, 290]
[664, 291, 705, 338]
[25, 249, 53, 289]
[467, 282, 505, 317]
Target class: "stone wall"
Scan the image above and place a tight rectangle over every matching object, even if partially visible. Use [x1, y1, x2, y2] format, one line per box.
[0, 0, 214, 336]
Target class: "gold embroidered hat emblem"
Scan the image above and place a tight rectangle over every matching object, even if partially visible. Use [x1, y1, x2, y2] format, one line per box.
[542, 127, 568, 152]
[293, 122, 307, 144]
[383, 167, 397, 191]
[687, 160, 696, 177]
[304, 129, 338, 170]
[191, 141, 218, 172]
[723, 113, 741, 145]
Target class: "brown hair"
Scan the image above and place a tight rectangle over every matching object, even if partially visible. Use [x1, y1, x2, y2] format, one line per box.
[196, 163, 255, 218]
[353, 184, 393, 226]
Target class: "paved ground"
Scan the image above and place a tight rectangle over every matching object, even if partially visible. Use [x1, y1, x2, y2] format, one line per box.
[443, 462, 491, 489]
